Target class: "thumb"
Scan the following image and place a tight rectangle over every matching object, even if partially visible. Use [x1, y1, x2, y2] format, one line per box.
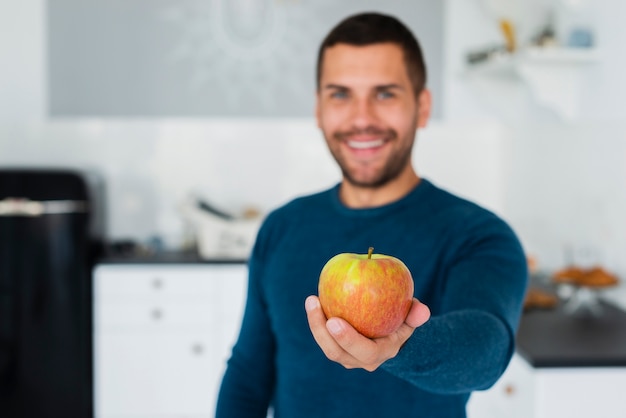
[405, 298, 430, 329]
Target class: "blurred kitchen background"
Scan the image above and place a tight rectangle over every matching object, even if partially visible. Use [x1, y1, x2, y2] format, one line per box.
[3, 0, 625, 275]
[2, 0, 626, 417]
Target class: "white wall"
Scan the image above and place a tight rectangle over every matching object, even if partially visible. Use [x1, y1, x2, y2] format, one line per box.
[2, 0, 626, 287]
[0, 1, 45, 122]
[503, 122, 626, 274]
[0, 0, 506, 246]
[444, 0, 626, 281]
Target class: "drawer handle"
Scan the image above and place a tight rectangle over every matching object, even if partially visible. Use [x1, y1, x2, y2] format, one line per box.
[152, 278, 164, 290]
[151, 308, 163, 321]
[504, 384, 516, 396]
[192, 343, 204, 356]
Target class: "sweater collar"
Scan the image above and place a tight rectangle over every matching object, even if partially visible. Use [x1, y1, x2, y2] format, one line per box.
[329, 178, 433, 218]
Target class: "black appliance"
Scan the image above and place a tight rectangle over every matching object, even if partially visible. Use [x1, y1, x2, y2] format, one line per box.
[0, 169, 104, 418]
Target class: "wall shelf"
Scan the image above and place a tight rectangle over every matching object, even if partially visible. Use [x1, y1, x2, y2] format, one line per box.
[465, 47, 600, 120]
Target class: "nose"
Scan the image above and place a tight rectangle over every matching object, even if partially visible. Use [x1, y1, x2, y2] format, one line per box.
[350, 97, 378, 129]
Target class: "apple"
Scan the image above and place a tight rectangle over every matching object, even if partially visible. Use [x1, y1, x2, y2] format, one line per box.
[318, 247, 414, 338]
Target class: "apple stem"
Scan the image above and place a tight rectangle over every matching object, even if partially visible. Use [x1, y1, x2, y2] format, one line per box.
[368, 247, 374, 259]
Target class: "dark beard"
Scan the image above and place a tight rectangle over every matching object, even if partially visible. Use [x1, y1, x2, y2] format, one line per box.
[331, 127, 414, 189]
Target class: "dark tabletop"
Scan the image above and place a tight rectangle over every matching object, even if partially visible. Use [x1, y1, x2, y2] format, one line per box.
[517, 300, 626, 368]
[96, 249, 247, 265]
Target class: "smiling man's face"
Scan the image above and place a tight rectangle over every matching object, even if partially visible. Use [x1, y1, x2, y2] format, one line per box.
[316, 42, 429, 189]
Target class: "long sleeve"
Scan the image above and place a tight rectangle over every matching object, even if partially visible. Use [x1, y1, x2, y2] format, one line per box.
[382, 214, 528, 393]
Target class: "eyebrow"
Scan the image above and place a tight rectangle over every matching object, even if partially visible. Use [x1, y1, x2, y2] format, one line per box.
[322, 83, 405, 91]
[322, 84, 348, 91]
[375, 84, 404, 91]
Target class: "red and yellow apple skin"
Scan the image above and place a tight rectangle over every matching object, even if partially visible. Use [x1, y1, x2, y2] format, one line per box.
[318, 248, 414, 339]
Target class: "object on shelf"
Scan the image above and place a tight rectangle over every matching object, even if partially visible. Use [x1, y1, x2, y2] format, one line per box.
[194, 196, 235, 220]
[531, 21, 558, 48]
[179, 195, 263, 260]
[567, 27, 594, 48]
[466, 45, 509, 65]
[465, 11, 516, 64]
[499, 18, 517, 52]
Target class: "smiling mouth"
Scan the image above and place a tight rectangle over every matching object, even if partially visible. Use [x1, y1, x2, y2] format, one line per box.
[347, 139, 386, 149]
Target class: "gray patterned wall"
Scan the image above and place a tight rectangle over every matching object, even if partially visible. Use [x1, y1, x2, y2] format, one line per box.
[48, 0, 443, 118]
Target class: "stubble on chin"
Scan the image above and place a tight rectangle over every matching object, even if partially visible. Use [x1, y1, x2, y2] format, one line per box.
[328, 127, 414, 189]
[341, 155, 411, 189]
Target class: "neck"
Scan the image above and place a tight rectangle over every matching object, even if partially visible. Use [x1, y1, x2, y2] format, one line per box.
[339, 167, 421, 209]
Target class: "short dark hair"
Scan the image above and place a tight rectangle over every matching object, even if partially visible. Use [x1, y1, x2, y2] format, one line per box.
[316, 12, 427, 96]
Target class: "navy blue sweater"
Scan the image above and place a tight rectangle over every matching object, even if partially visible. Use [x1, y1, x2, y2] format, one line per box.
[216, 179, 528, 418]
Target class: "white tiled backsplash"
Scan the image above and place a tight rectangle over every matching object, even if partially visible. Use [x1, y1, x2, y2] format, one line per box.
[3, 118, 626, 286]
[0, 119, 504, 246]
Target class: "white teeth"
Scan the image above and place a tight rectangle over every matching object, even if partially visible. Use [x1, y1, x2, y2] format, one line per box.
[347, 139, 384, 149]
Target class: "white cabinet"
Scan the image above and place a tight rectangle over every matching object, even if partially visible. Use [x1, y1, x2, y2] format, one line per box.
[467, 354, 534, 418]
[93, 263, 248, 418]
[467, 353, 626, 418]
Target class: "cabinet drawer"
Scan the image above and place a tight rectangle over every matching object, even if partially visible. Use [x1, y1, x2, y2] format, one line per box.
[95, 332, 224, 417]
[95, 301, 218, 330]
[94, 264, 247, 301]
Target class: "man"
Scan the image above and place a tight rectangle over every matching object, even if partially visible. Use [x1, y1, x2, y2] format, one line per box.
[216, 12, 527, 418]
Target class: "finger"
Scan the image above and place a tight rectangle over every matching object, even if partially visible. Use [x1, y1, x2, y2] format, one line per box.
[305, 296, 359, 366]
[326, 317, 380, 365]
[405, 298, 431, 329]
[305, 295, 328, 335]
[326, 299, 429, 365]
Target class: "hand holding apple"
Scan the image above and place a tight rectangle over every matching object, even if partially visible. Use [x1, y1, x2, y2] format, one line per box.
[305, 295, 430, 372]
[317, 247, 414, 338]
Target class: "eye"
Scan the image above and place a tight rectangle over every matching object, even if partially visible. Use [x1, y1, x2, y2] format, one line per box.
[376, 90, 395, 100]
[330, 90, 349, 100]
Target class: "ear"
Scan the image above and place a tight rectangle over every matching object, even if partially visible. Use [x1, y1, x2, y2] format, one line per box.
[416, 89, 432, 129]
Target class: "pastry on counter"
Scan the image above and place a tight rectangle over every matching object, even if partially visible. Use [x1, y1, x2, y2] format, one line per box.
[579, 266, 619, 287]
[552, 266, 586, 283]
[552, 265, 619, 288]
[523, 287, 559, 311]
